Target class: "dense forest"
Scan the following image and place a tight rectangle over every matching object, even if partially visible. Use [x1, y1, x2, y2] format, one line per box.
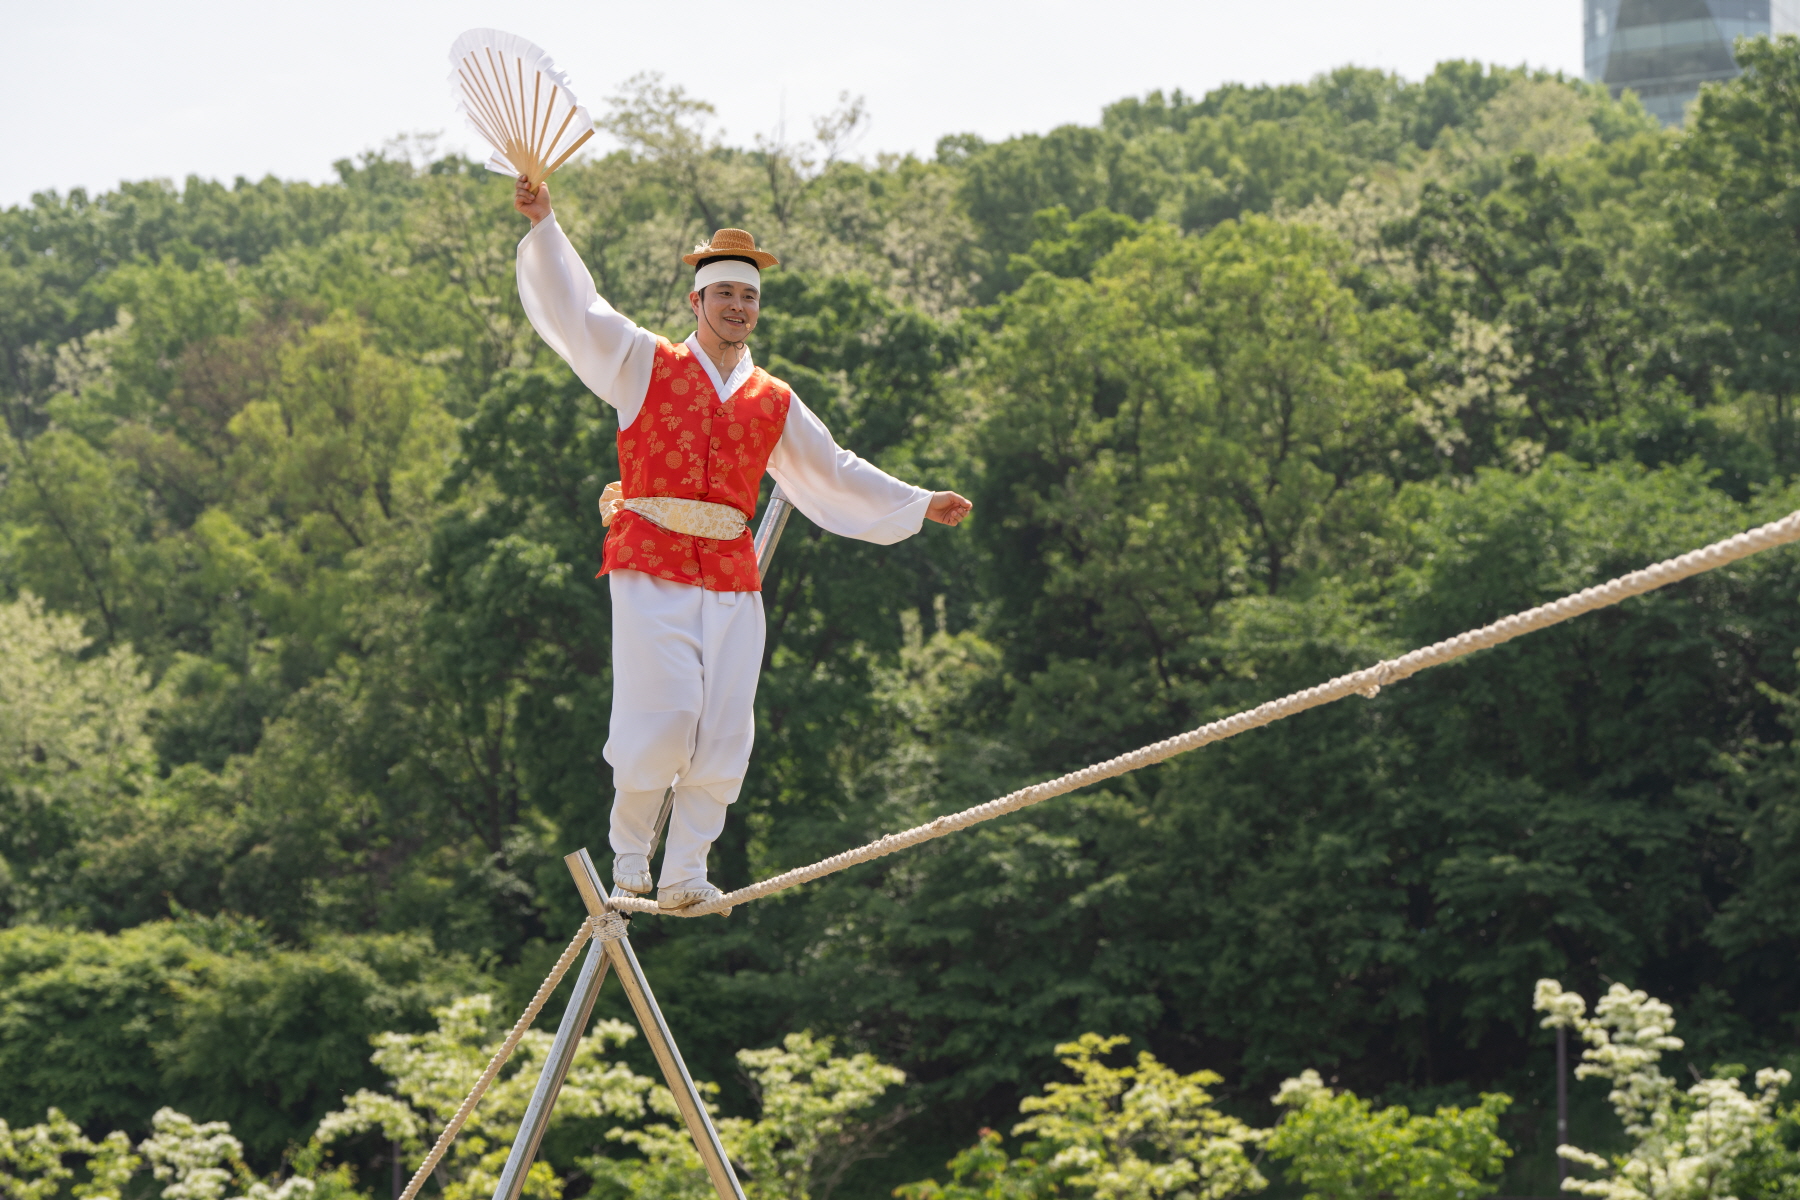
[6, 37, 1800, 1200]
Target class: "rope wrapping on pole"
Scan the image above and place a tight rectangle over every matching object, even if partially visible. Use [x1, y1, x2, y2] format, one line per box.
[397, 915, 599, 1200]
[607, 507, 1800, 919]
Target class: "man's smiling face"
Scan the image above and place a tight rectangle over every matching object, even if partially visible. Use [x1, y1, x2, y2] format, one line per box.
[690, 278, 760, 342]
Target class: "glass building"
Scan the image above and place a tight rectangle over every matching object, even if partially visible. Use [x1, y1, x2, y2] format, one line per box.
[1584, 0, 1800, 125]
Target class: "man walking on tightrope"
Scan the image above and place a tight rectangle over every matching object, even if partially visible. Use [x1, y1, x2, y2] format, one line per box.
[513, 178, 972, 910]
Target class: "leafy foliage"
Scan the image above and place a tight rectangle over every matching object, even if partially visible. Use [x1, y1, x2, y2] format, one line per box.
[0, 1106, 358, 1200]
[0, 1108, 139, 1200]
[0, 919, 484, 1159]
[1266, 1070, 1510, 1200]
[317, 994, 655, 1200]
[586, 1030, 906, 1200]
[5, 37, 1800, 1198]
[902, 1037, 1513, 1200]
[1536, 980, 1793, 1199]
[897, 1035, 1267, 1200]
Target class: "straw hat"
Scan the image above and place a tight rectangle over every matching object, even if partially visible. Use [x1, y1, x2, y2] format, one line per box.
[682, 228, 780, 269]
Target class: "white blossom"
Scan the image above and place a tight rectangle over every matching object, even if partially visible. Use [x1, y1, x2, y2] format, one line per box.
[1532, 979, 1790, 1200]
[139, 1109, 244, 1200]
[1271, 1069, 1329, 1109]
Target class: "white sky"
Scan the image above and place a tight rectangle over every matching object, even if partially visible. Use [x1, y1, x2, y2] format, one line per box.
[1, 0, 1584, 210]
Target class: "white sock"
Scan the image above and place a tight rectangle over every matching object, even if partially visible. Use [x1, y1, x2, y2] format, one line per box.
[609, 788, 669, 859]
[657, 787, 730, 887]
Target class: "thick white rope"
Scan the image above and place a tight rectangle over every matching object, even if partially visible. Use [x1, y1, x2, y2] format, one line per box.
[397, 915, 599, 1200]
[389, 509, 1800, 1178]
[607, 507, 1800, 919]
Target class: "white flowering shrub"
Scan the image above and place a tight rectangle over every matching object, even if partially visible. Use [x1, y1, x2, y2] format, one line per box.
[313, 993, 657, 1200]
[0, 994, 650, 1200]
[0, 1106, 347, 1200]
[1, 997, 907, 1200]
[1534, 979, 1793, 1200]
[897, 1033, 1267, 1200]
[139, 1109, 258, 1200]
[0, 1108, 138, 1200]
[585, 1030, 909, 1200]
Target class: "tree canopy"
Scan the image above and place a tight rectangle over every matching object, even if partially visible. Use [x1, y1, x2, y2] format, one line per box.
[4, 45, 1800, 1197]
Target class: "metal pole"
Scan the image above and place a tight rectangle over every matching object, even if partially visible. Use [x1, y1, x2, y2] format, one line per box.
[490, 802, 678, 1200]
[1557, 1024, 1569, 1185]
[753, 483, 794, 582]
[490, 940, 612, 1200]
[566, 849, 747, 1200]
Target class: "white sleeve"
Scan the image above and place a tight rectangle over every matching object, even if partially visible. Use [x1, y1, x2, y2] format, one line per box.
[516, 215, 658, 428]
[767, 396, 932, 545]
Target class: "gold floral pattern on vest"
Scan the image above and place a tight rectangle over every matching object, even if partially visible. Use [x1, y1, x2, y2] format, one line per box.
[600, 338, 791, 592]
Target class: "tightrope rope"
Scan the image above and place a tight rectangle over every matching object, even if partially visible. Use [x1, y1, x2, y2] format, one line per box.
[606, 507, 1800, 918]
[387, 507, 1800, 1184]
[398, 916, 599, 1200]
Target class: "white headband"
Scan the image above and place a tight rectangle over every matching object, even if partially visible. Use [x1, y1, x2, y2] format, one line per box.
[694, 259, 761, 292]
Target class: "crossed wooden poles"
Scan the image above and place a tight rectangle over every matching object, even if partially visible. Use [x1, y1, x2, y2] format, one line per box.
[491, 485, 796, 1200]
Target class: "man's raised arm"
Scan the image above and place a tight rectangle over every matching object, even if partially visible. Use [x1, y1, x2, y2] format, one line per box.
[514, 179, 657, 425]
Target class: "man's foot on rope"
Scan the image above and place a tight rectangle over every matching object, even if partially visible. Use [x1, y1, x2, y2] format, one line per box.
[613, 854, 653, 895]
[658, 880, 722, 910]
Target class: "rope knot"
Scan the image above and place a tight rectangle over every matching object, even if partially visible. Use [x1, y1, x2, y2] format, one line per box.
[1357, 661, 1396, 699]
[597, 911, 630, 942]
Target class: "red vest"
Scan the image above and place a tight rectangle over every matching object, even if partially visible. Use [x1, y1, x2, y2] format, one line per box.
[601, 338, 791, 592]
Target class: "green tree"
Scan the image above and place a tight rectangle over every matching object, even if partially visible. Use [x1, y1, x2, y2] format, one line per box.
[898, 1035, 1266, 1200]
[1388, 152, 1656, 463]
[587, 1031, 909, 1200]
[227, 315, 450, 554]
[1704, 677, 1800, 972]
[0, 592, 157, 920]
[1669, 35, 1800, 472]
[0, 428, 148, 643]
[973, 215, 1410, 768]
[0, 918, 483, 1162]
[754, 459, 1800, 1142]
[1265, 1069, 1510, 1200]
[0, 1105, 358, 1200]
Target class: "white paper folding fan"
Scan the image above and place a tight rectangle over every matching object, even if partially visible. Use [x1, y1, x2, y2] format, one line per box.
[448, 29, 595, 189]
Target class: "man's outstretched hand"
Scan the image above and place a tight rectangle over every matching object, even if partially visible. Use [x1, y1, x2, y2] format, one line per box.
[926, 491, 973, 526]
[515, 176, 552, 225]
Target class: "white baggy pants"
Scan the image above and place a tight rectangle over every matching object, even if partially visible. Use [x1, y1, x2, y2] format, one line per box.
[605, 570, 766, 887]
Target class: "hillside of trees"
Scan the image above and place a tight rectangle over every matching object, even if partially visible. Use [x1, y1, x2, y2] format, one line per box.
[6, 40, 1800, 1198]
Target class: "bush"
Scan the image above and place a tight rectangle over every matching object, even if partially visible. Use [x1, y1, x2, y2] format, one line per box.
[0, 916, 485, 1161]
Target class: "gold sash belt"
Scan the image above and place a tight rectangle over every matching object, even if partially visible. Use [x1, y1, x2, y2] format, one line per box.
[599, 481, 748, 541]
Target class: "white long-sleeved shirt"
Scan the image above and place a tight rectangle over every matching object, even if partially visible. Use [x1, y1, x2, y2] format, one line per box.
[517, 216, 931, 545]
